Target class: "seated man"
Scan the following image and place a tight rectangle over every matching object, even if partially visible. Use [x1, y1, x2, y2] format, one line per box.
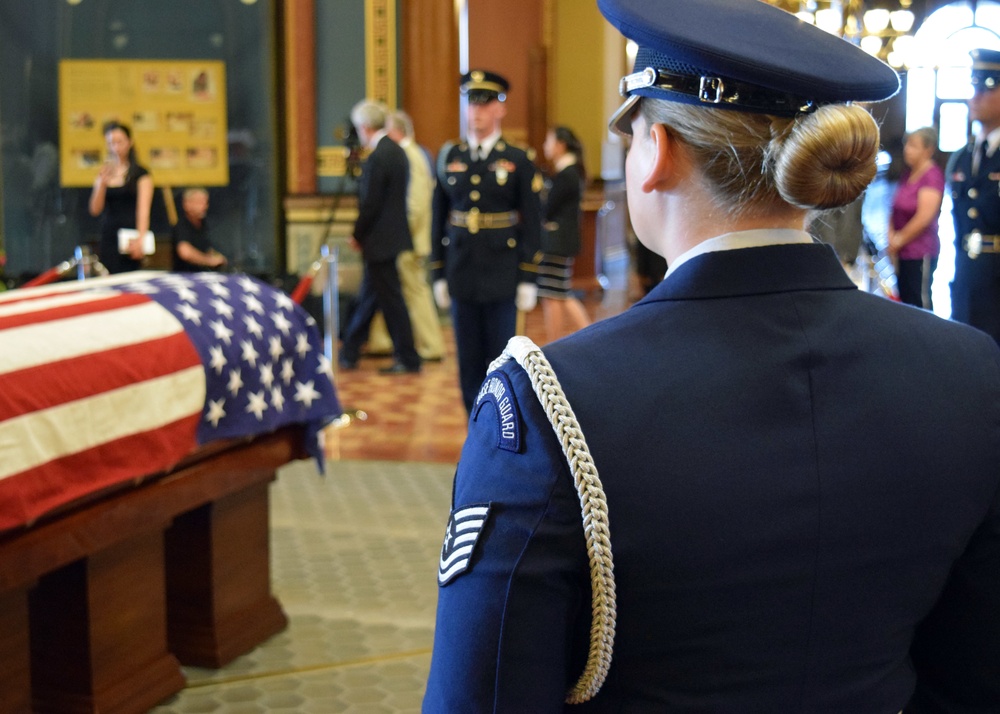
[172, 187, 227, 272]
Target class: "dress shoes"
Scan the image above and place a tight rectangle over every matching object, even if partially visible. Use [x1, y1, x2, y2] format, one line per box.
[379, 362, 421, 375]
[338, 356, 358, 371]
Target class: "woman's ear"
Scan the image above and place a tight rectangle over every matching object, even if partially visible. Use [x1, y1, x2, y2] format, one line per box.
[640, 123, 677, 193]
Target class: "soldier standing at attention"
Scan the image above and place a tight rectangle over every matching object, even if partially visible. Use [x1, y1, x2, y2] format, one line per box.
[430, 70, 543, 414]
[949, 48, 1000, 345]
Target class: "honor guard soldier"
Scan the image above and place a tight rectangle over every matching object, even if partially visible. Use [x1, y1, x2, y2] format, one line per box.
[429, 70, 543, 414]
[424, 1, 1000, 712]
[949, 48, 1000, 345]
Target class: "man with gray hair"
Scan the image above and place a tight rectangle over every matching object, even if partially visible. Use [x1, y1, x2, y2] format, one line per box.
[339, 99, 421, 374]
[366, 110, 445, 361]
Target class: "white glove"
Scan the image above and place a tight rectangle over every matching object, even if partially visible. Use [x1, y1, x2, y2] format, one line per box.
[433, 279, 451, 310]
[515, 282, 538, 312]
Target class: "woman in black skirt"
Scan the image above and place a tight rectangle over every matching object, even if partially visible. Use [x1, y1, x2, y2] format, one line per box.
[539, 126, 591, 342]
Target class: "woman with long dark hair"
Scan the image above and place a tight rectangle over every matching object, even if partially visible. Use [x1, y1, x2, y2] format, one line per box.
[88, 121, 154, 273]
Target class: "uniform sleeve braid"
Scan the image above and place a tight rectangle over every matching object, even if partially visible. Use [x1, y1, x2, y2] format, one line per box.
[489, 336, 617, 704]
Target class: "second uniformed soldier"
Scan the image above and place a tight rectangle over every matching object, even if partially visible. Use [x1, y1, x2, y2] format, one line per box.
[949, 48, 1000, 345]
[430, 70, 543, 414]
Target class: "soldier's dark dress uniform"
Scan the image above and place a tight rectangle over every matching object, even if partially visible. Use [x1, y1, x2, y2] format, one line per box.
[429, 71, 542, 413]
[423, 1, 1000, 712]
[948, 49, 1000, 345]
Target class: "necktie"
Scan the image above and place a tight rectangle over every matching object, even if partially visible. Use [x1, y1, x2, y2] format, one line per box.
[974, 140, 987, 176]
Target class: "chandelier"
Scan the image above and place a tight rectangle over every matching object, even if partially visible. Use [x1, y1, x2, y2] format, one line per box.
[766, 1, 917, 69]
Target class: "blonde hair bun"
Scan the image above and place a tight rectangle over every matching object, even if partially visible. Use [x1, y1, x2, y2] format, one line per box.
[773, 104, 880, 210]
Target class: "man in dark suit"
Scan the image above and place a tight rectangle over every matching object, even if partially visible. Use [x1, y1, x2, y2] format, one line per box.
[949, 48, 1000, 345]
[339, 99, 421, 374]
[429, 70, 543, 412]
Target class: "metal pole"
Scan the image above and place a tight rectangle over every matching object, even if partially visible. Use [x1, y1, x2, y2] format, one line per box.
[321, 243, 340, 365]
[75, 246, 85, 281]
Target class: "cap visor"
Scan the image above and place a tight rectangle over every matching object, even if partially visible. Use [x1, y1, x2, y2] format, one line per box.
[609, 95, 641, 137]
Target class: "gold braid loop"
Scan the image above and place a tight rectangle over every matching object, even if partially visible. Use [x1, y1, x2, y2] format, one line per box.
[489, 336, 616, 704]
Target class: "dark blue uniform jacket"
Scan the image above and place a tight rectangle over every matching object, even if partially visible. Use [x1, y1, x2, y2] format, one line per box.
[424, 241, 1000, 713]
[949, 141, 1000, 344]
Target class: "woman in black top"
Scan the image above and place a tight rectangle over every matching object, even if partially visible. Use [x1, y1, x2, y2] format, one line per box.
[539, 126, 591, 342]
[88, 121, 154, 273]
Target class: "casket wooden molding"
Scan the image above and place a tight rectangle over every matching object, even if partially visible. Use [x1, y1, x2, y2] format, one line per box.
[0, 426, 307, 714]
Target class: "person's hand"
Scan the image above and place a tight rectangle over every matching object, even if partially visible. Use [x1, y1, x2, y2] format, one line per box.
[886, 229, 900, 257]
[210, 251, 227, 268]
[433, 279, 451, 310]
[349, 236, 361, 251]
[128, 237, 145, 260]
[96, 162, 114, 186]
[516, 282, 538, 312]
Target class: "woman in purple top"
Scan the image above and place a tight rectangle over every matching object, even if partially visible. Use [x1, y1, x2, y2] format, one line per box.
[889, 126, 945, 309]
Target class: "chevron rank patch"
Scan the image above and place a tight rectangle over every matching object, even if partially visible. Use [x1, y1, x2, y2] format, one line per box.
[438, 503, 491, 586]
[472, 371, 520, 452]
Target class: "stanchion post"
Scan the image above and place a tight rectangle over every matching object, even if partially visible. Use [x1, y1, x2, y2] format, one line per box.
[321, 243, 340, 366]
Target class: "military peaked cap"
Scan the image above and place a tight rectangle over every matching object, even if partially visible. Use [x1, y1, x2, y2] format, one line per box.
[598, 0, 901, 133]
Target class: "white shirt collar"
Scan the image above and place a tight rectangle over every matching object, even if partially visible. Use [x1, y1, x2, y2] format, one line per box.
[664, 229, 814, 279]
[977, 126, 1000, 157]
[368, 128, 389, 150]
[554, 154, 577, 172]
[469, 130, 501, 157]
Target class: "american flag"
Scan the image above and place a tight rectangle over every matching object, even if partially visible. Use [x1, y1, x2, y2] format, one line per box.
[0, 271, 342, 532]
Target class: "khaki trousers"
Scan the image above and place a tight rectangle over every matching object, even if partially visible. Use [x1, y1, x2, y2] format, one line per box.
[367, 250, 444, 360]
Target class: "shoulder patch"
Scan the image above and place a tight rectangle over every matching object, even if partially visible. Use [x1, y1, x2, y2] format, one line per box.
[438, 502, 492, 586]
[473, 371, 521, 452]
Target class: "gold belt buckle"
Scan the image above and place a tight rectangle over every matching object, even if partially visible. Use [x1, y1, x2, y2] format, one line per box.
[967, 231, 983, 259]
[467, 208, 480, 235]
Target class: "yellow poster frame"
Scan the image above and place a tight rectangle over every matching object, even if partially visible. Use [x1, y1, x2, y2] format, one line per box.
[59, 59, 229, 188]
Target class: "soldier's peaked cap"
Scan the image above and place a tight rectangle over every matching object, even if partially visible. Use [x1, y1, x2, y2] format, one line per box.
[461, 70, 509, 103]
[599, 0, 900, 133]
[971, 48, 1000, 90]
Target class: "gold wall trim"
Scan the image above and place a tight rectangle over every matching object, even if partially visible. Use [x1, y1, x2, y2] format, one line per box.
[365, 0, 397, 108]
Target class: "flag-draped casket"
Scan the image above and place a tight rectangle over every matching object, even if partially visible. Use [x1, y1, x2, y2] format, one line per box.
[0, 271, 343, 713]
[0, 271, 342, 532]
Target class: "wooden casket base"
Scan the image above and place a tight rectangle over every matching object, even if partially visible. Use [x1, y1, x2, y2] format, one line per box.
[0, 427, 306, 714]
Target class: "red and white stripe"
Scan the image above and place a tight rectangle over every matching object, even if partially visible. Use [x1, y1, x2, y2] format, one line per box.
[0, 277, 206, 531]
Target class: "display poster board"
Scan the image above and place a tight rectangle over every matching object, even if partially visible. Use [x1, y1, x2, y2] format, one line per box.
[59, 60, 229, 188]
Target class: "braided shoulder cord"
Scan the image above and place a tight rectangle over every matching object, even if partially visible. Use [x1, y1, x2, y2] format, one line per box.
[489, 336, 616, 704]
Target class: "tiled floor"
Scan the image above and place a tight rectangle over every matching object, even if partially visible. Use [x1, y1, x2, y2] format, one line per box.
[150, 459, 452, 714]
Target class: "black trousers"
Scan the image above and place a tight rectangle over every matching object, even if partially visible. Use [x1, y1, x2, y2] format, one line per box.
[341, 256, 420, 368]
[897, 256, 937, 310]
[451, 298, 517, 414]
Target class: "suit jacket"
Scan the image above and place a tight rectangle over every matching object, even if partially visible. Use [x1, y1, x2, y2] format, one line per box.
[430, 136, 542, 303]
[401, 138, 435, 257]
[948, 142, 1000, 344]
[542, 163, 583, 258]
[354, 134, 413, 263]
[424, 241, 1000, 712]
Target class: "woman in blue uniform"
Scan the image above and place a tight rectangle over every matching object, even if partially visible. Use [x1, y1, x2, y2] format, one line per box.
[423, 1, 1000, 712]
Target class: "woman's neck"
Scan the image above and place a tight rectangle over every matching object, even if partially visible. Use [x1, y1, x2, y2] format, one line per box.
[907, 158, 932, 182]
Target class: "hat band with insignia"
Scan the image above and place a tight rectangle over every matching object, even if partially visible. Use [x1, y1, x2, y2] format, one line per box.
[610, 66, 817, 133]
[463, 80, 506, 94]
[971, 49, 1000, 90]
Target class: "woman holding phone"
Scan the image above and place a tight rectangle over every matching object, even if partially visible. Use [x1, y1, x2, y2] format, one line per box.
[88, 121, 154, 273]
